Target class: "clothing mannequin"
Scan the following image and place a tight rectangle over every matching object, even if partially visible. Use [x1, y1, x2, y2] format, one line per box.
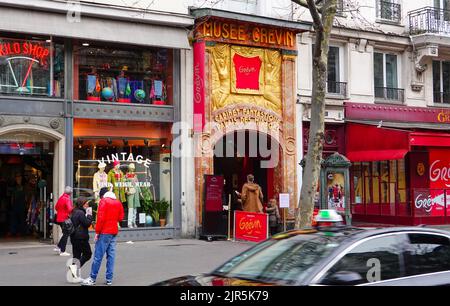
[125, 163, 142, 228]
[93, 162, 108, 203]
[107, 161, 126, 203]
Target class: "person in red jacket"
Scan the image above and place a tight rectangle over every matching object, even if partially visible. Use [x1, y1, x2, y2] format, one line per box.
[82, 189, 124, 286]
[54, 186, 73, 256]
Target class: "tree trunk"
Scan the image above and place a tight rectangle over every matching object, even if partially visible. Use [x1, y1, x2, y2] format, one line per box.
[296, 0, 337, 228]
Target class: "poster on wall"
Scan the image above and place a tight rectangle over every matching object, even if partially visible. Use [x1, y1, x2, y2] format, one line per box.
[413, 189, 445, 217]
[326, 172, 345, 213]
[234, 211, 268, 243]
[429, 149, 450, 189]
[193, 41, 205, 132]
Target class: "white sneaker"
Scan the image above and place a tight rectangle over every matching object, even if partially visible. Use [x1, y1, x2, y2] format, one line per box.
[59, 252, 71, 257]
[81, 277, 96, 286]
[73, 277, 83, 284]
[53, 247, 61, 254]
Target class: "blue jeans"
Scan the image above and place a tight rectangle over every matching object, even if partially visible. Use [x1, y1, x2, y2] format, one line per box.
[89, 234, 117, 282]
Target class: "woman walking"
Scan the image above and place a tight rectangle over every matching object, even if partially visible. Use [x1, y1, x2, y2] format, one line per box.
[69, 197, 93, 282]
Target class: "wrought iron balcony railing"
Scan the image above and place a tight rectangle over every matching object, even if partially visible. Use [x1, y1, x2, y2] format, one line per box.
[375, 87, 404, 102]
[326, 81, 347, 97]
[409, 7, 450, 35]
[377, 0, 402, 23]
[433, 92, 450, 104]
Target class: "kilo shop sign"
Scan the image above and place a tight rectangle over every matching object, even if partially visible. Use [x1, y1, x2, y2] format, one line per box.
[234, 211, 268, 242]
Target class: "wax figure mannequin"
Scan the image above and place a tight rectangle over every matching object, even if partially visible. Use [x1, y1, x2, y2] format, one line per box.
[125, 163, 142, 228]
[107, 161, 126, 203]
[93, 162, 108, 203]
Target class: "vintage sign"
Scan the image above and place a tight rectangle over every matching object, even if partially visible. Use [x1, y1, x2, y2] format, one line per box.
[414, 189, 445, 217]
[213, 105, 281, 130]
[195, 19, 297, 50]
[234, 211, 268, 242]
[98, 153, 152, 168]
[193, 41, 205, 132]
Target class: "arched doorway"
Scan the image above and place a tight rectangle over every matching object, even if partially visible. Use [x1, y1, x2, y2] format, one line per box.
[0, 125, 64, 242]
[213, 130, 282, 211]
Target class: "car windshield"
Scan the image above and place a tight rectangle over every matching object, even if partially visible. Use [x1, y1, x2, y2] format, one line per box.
[213, 233, 347, 284]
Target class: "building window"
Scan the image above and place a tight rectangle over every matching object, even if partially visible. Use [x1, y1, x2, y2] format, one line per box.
[376, 0, 401, 23]
[74, 42, 173, 105]
[351, 160, 407, 216]
[432, 60, 450, 104]
[0, 36, 64, 98]
[312, 45, 346, 96]
[374, 52, 403, 102]
[73, 119, 173, 229]
[336, 0, 345, 16]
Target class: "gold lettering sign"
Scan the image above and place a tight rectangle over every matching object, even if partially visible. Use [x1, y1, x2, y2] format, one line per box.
[213, 105, 281, 131]
[196, 19, 297, 50]
[437, 111, 450, 123]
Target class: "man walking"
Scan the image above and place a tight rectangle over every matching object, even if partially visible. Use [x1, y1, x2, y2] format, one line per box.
[82, 190, 124, 286]
[54, 186, 73, 256]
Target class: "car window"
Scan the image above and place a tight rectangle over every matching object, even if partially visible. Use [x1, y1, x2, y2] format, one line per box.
[404, 233, 450, 277]
[213, 234, 345, 285]
[319, 235, 402, 285]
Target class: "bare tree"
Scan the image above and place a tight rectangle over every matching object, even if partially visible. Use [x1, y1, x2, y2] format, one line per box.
[291, 0, 337, 228]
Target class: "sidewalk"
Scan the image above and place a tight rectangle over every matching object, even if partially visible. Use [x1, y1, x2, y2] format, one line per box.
[0, 238, 253, 286]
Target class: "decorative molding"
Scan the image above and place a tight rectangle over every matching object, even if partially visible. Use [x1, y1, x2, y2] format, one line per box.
[0, 115, 64, 135]
[49, 118, 61, 130]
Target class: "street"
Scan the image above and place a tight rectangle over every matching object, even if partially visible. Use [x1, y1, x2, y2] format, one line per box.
[0, 239, 253, 286]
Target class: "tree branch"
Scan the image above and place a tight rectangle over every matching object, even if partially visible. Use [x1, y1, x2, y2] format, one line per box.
[291, 0, 309, 8]
[307, 0, 323, 31]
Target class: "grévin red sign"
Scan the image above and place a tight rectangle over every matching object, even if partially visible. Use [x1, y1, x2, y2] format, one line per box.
[193, 41, 205, 132]
[232, 53, 262, 91]
[234, 210, 268, 242]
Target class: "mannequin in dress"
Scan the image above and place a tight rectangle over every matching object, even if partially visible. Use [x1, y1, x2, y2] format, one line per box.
[107, 161, 126, 203]
[93, 162, 108, 203]
[125, 163, 142, 228]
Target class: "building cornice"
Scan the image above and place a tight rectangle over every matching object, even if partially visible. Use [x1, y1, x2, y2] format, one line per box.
[0, 0, 194, 28]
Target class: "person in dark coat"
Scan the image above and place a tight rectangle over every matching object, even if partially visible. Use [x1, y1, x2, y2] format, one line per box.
[70, 197, 93, 274]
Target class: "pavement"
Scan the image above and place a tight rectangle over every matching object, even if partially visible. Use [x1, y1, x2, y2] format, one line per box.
[0, 238, 254, 286]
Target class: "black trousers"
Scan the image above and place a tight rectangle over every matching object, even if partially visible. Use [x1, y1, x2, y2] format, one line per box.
[57, 223, 69, 252]
[71, 238, 92, 268]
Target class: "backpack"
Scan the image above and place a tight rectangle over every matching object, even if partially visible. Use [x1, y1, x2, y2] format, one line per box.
[61, 217, 75, 235]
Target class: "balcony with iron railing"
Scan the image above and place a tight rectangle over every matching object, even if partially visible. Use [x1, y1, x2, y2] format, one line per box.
[433, 92, 450, 104]
[375, 87, 404, 103]
[409, 7, 450, 35]
[326, 81, 347, 98]
[376, 0, 402, 24]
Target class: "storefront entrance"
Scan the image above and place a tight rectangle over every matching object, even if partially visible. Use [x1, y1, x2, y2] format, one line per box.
[213, 130, 278, 207]
[0, 131, 54, 241]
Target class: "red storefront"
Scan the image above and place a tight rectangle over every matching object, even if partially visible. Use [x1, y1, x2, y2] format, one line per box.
[346, 102, 450, 225]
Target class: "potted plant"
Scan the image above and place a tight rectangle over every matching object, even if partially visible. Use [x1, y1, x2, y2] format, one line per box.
[140, 187, 155, 226]
[154, 199, 170, 227]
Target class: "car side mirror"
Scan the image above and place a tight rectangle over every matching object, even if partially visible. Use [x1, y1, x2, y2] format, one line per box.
[321, 271, 365, 286]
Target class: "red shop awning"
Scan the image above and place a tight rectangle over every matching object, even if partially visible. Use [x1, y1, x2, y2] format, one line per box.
[410, 132, 450, 147]
[346, 123, 411, 162]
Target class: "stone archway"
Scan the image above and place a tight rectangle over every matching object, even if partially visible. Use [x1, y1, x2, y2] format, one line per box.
[0, 124, 65, 242]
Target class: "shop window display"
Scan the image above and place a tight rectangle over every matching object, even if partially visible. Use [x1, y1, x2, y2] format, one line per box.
[74, 43, 173, 105]
[73, 137, 172, 229]
[0, 36, 64, 98]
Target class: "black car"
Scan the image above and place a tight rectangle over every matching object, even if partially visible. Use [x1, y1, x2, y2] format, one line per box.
[153, 226, 450, 286]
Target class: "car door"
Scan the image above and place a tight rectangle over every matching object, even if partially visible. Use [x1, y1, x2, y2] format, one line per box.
[311, 233, 405, 285]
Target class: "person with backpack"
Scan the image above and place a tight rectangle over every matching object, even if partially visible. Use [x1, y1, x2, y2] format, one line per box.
[54, 186, 73, 256]
[82, 190, 124, 286]
[67, 197, 93, 282]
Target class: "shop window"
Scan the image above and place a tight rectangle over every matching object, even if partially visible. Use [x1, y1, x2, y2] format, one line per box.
[380, 161, 389, 203]
[73, 121, 172, 229]
[363, 162, 371, 205]
[352, 162, 362, 204]
[372, 161, 380, 204]
[0, 36, 64, 98]
[398, 159, 407, 203]
[74, 43, 173, 105]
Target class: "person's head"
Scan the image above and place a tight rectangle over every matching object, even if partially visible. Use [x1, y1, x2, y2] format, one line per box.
[98, 161, 106, 172]
[247, 174, 254, 183]
[99, 187, 109, 199]
[76, 196, 90, 209]
[128, 163, 135, 172]
[113, 160, 120, 170]
[64, 186, 73, 195]
[15, 173, 22, 185]
[268, 198, 277, 207]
